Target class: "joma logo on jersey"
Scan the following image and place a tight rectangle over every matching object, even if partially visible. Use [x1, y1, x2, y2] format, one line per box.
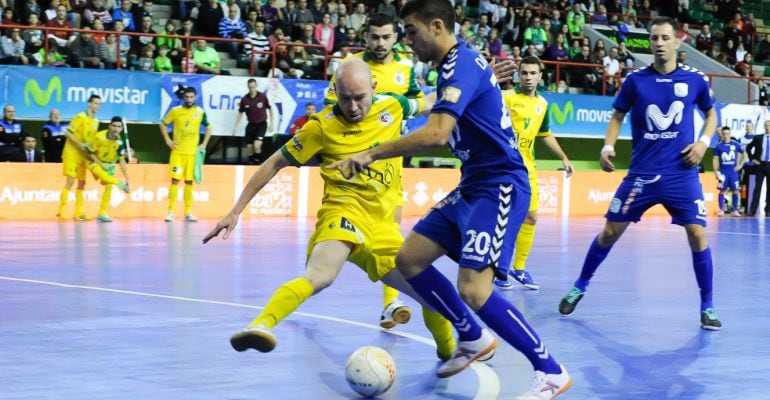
[343, 129, 361, 137]
[340, 217, 356, 232]
[646, 101, 684, 131]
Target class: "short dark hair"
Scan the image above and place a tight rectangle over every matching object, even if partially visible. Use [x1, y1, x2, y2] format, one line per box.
[721, 126, 731, 131]
[650, 16, 678, 32]
[111, 116, 123, 124]
[247, 78, 257, 85]
[366, 13, 396, 32]
[400, 0, 455, 31]
[520, 55, 543, 72]
[183, 87, 197, 95]
[88, 94, 101, 102]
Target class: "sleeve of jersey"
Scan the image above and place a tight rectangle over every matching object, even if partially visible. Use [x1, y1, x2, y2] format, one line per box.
[696, 76, 715, 111]
[201, 111, 210, 127]
[612, 75, 635, 113]
[431, 55, 483, 120]
[538, 106, 552, 137]
[66, 114, 81, 135]
[390, 93, 423, 118]
[162, 108, 175, 126]
[280, 118, 323, 166]
[406, 66, 424, 98]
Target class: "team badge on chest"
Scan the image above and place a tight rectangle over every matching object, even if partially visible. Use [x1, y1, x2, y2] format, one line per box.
[674, 82, 688, 98]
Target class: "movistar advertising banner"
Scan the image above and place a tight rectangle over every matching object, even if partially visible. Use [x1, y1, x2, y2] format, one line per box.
[541, 92, 632, 138]
[3, 66, 161, 122]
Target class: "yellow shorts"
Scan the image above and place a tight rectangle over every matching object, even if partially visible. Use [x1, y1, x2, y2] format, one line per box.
[62, 154, 87, 181]
[307, 209, 404, 282]
[169, 151, 195, 181]
[528, 173, 539, 212]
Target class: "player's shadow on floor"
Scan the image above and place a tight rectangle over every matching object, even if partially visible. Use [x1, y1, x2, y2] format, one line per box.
[294, 321, 462, 399]
[566, 319, 711, 399]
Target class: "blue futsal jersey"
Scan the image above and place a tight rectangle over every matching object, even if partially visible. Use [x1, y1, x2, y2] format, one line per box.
[713, 140, 743, 174]
[431, 43, 528, 190]
[613, 64, 715, 175]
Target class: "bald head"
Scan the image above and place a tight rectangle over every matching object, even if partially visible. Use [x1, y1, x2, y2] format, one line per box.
[335, 59, 376, 123]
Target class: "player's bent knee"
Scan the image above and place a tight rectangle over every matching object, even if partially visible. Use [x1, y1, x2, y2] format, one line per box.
[457, 284, 492, 311]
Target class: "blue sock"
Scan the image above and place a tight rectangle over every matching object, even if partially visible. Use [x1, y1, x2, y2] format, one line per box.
[692, 247, 714, 311]
[406, 265, 482, 341]
[477, 291, 560, 374]
[574, 236, 613, 292]
[732, 193, 739, 212]
[718, 193, 725, 211]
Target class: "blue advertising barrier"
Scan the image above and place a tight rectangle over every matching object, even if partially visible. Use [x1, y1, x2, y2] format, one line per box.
[2, 66, 162, 122]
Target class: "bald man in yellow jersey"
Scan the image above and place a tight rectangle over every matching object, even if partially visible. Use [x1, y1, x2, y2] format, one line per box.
[160, 87, 212, 222]
[203, 59, 457, 361]
[494, 56, 574, 291]
[58, 94, 102, 221]
[85, 116, 131, 222]
[325, 13, 424, 329]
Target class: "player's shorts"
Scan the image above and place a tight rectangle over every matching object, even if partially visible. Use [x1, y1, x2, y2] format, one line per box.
[308, 208, 403, 282]
[244, 121, 267, 143]
[528, 173, 539, 212]
[717, 170, 740, 192]
[62, 154, 86, 181]
[606, 172, 707, 227]
[169, 151, 195, 181]
[413, 183, 530, 280]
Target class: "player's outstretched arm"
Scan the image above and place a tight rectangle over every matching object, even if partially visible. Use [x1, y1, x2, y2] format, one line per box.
[600, 110, 625, 172]
[203, 151, 292, 243]
[327, 113, 456, 179]
[681, 107, 717, 167]
[541, 135, 574, 177]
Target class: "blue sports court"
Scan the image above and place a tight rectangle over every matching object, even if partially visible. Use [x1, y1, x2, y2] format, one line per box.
[1, 215, 768, 399]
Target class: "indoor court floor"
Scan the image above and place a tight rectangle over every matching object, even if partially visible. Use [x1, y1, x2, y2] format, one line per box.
[1, 215, 768, 399]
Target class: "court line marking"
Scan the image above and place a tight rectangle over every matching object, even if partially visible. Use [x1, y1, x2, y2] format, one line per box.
[0, 276, 500, 399]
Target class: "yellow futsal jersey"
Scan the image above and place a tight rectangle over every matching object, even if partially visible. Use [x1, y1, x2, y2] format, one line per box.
[162, 105, 209, 155]
[325, 50, 423, 104]
[62, 111, 100, 159]
[282, 94, 422, 220]
[86, 130, 125, 164]
[502, 89, 551, 173]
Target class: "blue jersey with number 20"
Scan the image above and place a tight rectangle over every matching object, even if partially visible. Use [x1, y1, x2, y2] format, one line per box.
[431, 43, 528, 191]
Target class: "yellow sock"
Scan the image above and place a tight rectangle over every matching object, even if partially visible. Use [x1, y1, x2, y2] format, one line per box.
[58, 187, 70, 215]
[250, 277, 314, 330]
[99, 185, 113, 215]
[168, 184, 179, 212]
[382, 284, 399, 308]
[75, 189, 84, 216]
[422, 308, 455, 361]
[513, 223, 536, 271]
[183, 184, 193, 214]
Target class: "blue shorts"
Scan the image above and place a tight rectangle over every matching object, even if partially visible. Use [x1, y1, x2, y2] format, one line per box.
[717, 170, 740, 192]
[606, 173, 707, 227]
[413, 183, 530, 279]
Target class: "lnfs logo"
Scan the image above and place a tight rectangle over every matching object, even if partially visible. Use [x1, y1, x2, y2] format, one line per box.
[24, 77, 62, 107]
[549, 100, 574, 126]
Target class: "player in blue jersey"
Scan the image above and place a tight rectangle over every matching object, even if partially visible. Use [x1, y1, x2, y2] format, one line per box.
[329, 1, 571, 398]
[558, 16, 722, 331]
[712, 126, 745, 216]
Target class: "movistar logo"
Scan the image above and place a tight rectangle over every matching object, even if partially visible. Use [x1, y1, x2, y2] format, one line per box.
[646, 101, 684, 131]
[549, 101, 574, 125]
[24, 77, 62, 108]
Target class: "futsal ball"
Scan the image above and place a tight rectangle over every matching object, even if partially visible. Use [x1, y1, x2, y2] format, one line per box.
[344, 346, 397, 398]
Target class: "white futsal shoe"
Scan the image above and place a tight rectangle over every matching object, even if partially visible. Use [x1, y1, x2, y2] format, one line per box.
[436, 328, 498, 378]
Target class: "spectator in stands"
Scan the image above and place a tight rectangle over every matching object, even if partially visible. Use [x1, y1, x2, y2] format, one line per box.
[617, 41, 635, 68]
[42, 0, 61, 23]
[696, 23, 714, 52]
[510, 45, 522, 60]
[219, 4, 248, 59]
[99, 33, 121, 68]
[46, 5, 74, 47]
[473, 13, 492, 35]
[23, 13, 44, 59]
[605, 0, 622, 18]
[193, 39, 225, 75]
[326, 44, 351, 76]
[546, 32, 569, 63]
[569, 38, 582, 58]
[2, 9, 14, 25]
[262, 0, 281, 27]
[550, 9, 563, 35]
[131, 15, 156, 59]
[177, 16, 197, 38]
[724, 12, 744, 46]
[135, 45, 155, 71]
[91, 18, 107, 44]
[488, 27, 505, 57]
[242, 19, 270, 75]
[309, 0, 326, 23]
[524, 16, 548, 56]
[343, 27, 364, 48]
[132, 0, 154, 26]
[41, 108, 68, 162]
[69, 28, 104, 68]
[569, 44, 593, 92]
[35, 37, 69, 66]
[758, 80, 769, 105]
[0, 104, 23, 162]
[295, 23, 324, 79]
[567, 3, 585, 26]
[678, 22, 693, 46]
[743, 11, 757, 46]
[177, 0, 195, 21]
[378, 0, 397, 19]
[84, 0, 111, 28]
[623, 0, 638, 18]
[735, 53, 754, 77]
[278, 0, 300, 37]
[541, 17, 554, 44]
[154, 44, 173, 72]
[567, 11, 583, 42]
[157, 20, 182, 65]
[637, 0, 652, 27]
[288, 103, 316, 136]
[295, 0, 316, 29]
[590, 5, 609, 25]
[315, 12, 335, 53]
[0, 28, 29, 65]
[112, 19, 131, 58]
[19, 0, 42, 24]
[244, 9, 260, 33]
[349, 2, 367, 33]
[112, 0, 134, 31]
[469, 25, 490, 56]
[267, 25, 286, 48]
[707, 42, 727, 64]
[332, 14, 350, 51]
[724, 38, 738, 66]
[197, 0, 224, 38]
[758, 35, 770, 64]
[677, 50, 688, 65]
[736, 41, 748, 66]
